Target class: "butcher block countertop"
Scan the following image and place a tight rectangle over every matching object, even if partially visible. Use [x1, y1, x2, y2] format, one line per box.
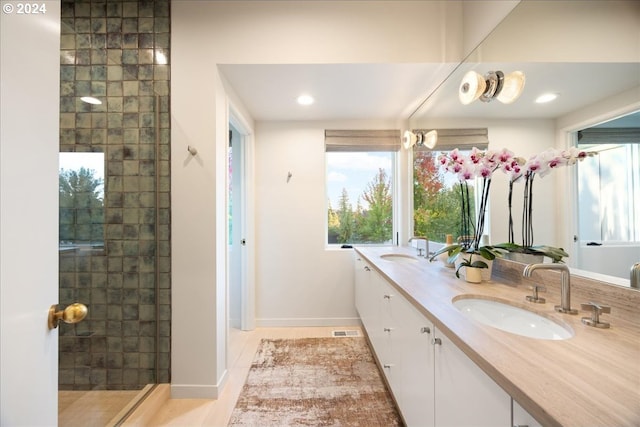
[355, 246, 640, 427]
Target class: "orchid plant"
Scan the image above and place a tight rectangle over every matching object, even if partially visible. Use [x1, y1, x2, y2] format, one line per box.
[429, 148, 510, 263]
[496, 147, 596, 262]
[429, 146, 596, 265]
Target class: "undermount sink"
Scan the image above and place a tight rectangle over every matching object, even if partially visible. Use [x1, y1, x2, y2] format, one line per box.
[380, 254, 419, 263]
[452, 296, 574, 340]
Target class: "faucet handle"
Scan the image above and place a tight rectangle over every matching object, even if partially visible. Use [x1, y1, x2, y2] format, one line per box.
[580, 302, 611, 328]
[526, 285, 546, 303]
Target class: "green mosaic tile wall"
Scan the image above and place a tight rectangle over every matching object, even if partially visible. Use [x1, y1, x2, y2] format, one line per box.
[58, 0, 171, 390]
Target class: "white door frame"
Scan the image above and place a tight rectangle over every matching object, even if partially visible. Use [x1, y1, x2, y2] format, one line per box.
[228, 104, 256, 331]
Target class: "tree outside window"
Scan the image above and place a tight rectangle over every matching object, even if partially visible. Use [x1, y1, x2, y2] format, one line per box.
[59, 153, 105, 249]
[413, 150, 476, 243]
[327, 152, 394, 245]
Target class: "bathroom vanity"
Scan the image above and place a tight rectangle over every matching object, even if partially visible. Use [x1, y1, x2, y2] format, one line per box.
[354, 247, 640, 427]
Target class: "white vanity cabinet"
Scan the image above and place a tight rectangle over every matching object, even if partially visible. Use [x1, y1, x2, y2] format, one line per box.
[354, 253, 511, 427]
[394, 295, 436, 427]
[354, 255, 434, 425]
[433, 330, 511, 426]
[512, 400, 543, 427]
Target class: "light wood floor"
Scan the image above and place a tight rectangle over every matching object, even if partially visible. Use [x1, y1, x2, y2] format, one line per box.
[124, 326, 363, 427]
[59, 388, 145, 427]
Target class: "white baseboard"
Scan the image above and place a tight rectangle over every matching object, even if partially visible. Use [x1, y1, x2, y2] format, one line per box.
[256, 317, 361, 327]
[170, 369, 228, 399]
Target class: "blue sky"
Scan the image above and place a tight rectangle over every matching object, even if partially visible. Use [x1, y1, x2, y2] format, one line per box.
[326, 152, 392, 211]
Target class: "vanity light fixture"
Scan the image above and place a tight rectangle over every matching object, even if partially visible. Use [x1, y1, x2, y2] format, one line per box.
[296, 94, 314, 106]
[459, 70, 526, 105]
[535, 93, 558, 104]
[402, 129, 438, 150]
[80, 96, 102, 105]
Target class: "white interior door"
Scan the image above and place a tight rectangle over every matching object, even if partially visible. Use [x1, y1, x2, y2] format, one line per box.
[228, 108, 255, 331]
[1, 2, 61, 425]
[229, 124, 243, 329]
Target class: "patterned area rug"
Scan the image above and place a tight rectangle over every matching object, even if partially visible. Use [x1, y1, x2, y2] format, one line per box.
[228, 337, 402, 427]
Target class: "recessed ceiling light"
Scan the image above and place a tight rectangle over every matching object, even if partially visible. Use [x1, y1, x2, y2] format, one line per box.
[535, 93, 558, 104]
[296, 94, 314, 106]
[80, 96, 102, 105]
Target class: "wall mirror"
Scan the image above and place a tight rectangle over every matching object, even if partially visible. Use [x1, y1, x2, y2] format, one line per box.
[408, 0, 640, 288]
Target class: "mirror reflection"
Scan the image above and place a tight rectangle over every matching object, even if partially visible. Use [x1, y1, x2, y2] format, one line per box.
[59, 152, 105, 251]
[408, 0, 640, 287]
[575, 114, 640, 280]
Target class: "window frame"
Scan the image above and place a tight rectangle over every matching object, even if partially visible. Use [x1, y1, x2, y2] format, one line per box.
[325, 130, 400, 248]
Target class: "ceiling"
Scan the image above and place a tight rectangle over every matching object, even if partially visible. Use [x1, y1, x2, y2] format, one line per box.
[218, 63, 456, 122]
[412, 62, 640, 122]
[219, 62, 640, 124]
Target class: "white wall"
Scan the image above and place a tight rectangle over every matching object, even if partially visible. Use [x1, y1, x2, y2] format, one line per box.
[171, 0, 525, 398]
[475, 0, 640, 62]
[254, 120, 401, 326]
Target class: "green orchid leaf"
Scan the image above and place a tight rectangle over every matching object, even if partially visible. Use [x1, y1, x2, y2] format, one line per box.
[470, 260, 488, 269]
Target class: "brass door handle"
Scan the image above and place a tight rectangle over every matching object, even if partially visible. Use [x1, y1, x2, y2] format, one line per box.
[48, 303, 88, 329]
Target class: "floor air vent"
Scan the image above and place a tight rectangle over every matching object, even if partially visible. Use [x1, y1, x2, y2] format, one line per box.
[332, 330, 360, 337]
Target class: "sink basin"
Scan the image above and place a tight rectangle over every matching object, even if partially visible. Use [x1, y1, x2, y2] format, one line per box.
[380, 254, 419, 263]
[452, 296, 573, 340]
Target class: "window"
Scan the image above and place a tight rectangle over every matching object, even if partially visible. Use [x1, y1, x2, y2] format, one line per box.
[577, 141, 640, 243]
[412, 128, 489, 243]
[325, 130, 398, 245]
[59, 152, 105, 251]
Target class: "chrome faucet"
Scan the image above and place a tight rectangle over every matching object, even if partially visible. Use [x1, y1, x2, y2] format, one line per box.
[523, 263, 578, 314]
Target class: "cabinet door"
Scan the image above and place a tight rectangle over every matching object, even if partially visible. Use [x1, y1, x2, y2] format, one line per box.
[513, 400, 543, 427]
[434, 330, 511, 427]
[377, 277, 398, 388]
[396, 300, 435, 427]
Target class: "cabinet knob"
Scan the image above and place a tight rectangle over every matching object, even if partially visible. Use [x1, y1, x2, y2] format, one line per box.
[432, 337, 442, 345]
[383, 327, 394, 333]
[383, 364, 394, 369]
[364, 266, 371, 271]
[420, 326, 431, 334]
[383, 294, 393, 300]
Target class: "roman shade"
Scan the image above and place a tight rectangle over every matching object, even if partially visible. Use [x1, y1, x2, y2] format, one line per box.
[325, 129, 401, 152]
[577, 128, 640, 144]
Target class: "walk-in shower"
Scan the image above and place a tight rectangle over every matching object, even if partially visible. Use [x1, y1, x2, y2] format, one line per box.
[58, 0, 171, 422]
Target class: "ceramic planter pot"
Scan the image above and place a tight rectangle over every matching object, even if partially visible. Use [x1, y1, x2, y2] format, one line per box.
[504, 252, 544, 264]
[465, 267, 483, 283]
[455, 256, 493, 281]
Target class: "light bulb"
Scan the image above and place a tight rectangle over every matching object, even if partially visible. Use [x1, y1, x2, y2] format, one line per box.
[402, 130, 417, 149]
[296, 94, 314, 106]
[423, 130, 438, 149]
[459, 71, 486, 105]
[535, 93, 558, 104]
[80, 96, 102, 105]
[496, 71, 525, 104]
